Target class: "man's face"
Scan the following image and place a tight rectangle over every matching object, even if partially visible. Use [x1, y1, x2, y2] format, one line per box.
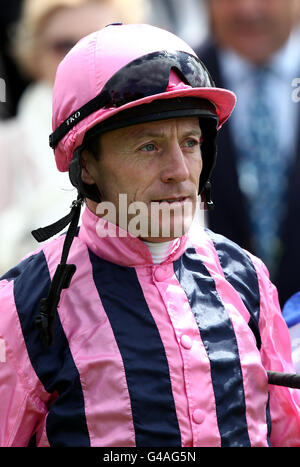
[208, 0, 299, 64]
[82, 117, 203, 242]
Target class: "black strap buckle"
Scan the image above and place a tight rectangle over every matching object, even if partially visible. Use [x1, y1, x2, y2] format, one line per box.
[35, 264, 76, 347]
[33, 194, 83, 347]
[203, 181, 214, 211]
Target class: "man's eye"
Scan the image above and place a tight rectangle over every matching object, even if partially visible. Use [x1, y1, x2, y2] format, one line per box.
[140, 143, 156, 152]
[184, 139, 199, 148]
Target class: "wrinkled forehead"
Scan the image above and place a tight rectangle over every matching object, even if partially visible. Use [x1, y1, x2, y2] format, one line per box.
[102, 116, 202, 142]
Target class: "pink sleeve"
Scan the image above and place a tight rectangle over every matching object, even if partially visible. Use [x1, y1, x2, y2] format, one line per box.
[0, 280, 48, 447]
[252, 256, 300, 447]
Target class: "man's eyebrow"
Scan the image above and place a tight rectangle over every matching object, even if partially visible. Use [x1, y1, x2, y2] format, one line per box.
[181, 128, 202, 138]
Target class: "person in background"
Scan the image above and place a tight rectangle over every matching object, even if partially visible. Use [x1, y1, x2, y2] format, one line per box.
[196, 0, 300, 307]
[0, 56, 9, 119]
[0, 0, 148, 275]
[0, 0, 29, 119]
[147, 0, 208, 47]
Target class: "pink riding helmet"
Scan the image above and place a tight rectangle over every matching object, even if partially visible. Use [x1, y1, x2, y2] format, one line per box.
[50, 23, 236, 173]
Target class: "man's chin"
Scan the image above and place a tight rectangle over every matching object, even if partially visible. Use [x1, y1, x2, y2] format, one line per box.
[125, 198, 195, 240]
[136, 215, 195, 242]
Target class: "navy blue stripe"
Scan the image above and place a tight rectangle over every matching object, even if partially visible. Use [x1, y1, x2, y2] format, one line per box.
[266, 395, 272, 446]
[89, 250, 181, 447]
[12, 251, 90, 447]
[206, 229, 262, 350]
[174, 247, 251, 447]
[206, 231, 272, 444]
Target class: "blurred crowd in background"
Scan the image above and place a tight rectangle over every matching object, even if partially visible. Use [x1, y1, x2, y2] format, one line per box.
[0, 0, 300, 313]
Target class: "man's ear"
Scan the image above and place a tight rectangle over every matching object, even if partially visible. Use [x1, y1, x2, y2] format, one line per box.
[81, 149, 97, 185]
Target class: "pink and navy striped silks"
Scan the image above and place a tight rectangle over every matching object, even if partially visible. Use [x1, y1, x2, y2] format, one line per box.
[1, 207, 300, 447]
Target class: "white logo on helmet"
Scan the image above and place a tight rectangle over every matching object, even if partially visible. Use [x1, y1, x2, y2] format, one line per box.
[66, 111, 81, 126]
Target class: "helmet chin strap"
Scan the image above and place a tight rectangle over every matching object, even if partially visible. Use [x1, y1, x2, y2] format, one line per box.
[31, 194, 84, 347]
[202, 181, 214, 211]
[69, 146, 102, 203]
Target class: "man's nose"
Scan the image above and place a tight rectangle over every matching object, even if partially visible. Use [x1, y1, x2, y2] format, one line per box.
[160, 143, 190, 183]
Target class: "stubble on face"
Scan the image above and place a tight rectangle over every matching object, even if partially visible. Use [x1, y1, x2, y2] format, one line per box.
[83, 117, 203, 242]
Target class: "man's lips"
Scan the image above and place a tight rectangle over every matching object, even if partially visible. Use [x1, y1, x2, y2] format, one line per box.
[151, 196, 190, 204]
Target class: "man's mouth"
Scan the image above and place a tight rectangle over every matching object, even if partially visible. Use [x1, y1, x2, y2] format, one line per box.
[151, 197, 189, 204]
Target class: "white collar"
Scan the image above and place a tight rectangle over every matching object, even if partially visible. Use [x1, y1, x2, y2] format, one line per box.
[142, 240, 174, 264]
